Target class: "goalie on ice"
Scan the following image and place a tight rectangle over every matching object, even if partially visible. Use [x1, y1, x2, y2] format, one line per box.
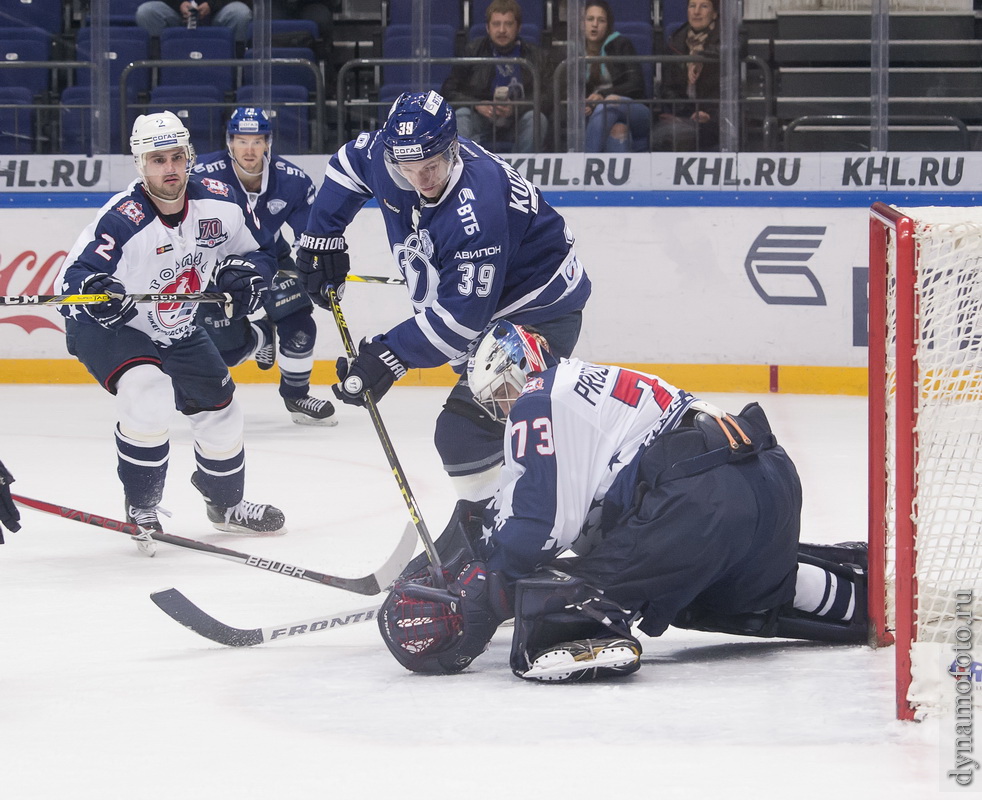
[379, 322, 868, 682]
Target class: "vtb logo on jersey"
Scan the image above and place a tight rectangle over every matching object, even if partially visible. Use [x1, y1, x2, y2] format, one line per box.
[196, 218, 228, 248]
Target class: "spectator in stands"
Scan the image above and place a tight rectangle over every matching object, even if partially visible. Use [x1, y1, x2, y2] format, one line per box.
[136, 0, 253, 44]
[582, 0, 650, 152]
[441, 0, 549, 153]
[651, 0, 720, 151]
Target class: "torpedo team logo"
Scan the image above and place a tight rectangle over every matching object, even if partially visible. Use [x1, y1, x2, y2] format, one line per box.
[154, 260, 201, 331]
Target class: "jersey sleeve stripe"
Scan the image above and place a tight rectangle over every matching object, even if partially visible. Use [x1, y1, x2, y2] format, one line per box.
[328, 149, 371, 196]
[495, 249, 584, 318]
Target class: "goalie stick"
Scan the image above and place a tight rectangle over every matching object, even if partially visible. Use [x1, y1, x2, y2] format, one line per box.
[150, 587, 381, 646]
[13, 493, 417, 596]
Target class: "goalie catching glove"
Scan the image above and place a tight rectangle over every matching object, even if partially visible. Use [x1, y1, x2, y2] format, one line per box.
[333, 337, 407, 406]
[78, 273, 137, 330]
[295, 232, 350, 307]
[213, 255, 268, 319]
[379, 558, 511, 674]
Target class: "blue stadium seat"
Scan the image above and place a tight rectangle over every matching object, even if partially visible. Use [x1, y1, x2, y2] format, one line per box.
[107, 0, 145, 27]
[0, 0, 63, 35]
[0, 86, 35, 153]
[149, 85, 226, 153]
[236, 84, 310, 153]
[660, 0, 689, 43]
[242, 47, 319, 93]
[75, 26, 151, 94]
[617, 21, 655, 95]
[0, 39, 50, 98]
[388, 0, 462, 32]
[60, 84, 135, 154]
[158, 27, 236, 91]
[247, 19, 320, 46]
[382, 33, 454, 90]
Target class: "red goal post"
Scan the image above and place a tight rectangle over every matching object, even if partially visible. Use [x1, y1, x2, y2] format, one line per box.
[869, 202, 982, 721]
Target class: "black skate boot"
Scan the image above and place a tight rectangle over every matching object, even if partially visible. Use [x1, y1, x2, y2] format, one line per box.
[191, 472, 286, 535]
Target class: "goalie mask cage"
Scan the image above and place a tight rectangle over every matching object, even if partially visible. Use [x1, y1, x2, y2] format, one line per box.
[869, 202, 982, 721]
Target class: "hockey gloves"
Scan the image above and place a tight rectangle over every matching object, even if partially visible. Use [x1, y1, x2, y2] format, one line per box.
[379, 559, 510, 674]
[79, 272, 137, 330]
[295, 232, 350, 307]
[333, 337, 407, 407]
[214, 256, 268, 319]
[0, 460, 21, 540]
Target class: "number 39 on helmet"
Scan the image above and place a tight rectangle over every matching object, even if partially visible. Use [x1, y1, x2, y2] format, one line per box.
[380, 90, 459, 190]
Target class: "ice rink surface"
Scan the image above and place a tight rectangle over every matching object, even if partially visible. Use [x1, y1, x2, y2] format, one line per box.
[0, 383, 946, 799]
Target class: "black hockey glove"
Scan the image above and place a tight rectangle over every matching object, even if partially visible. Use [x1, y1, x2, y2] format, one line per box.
[79, 272, 137, 330]
[295, 232, 349, 308]
[332, 337, 407, 407]
[0, 459, 22, 540]
[379, 559, 511, 675]
[214, 255, 268, 319]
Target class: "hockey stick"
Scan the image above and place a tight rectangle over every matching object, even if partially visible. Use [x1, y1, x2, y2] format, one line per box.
[325, 287, 445, 586]
[347, 274, 406, 286]
[0, 292, 231, 306]
[150, 587, 380, 646]
[12, 493, 416, 596]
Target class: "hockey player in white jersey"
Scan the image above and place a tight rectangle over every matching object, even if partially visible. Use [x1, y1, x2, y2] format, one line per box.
[57, 111, 286, 555]
[379, 322, 868, 681]
[295, 90, 591, 500]
[193, 107, 336, 426]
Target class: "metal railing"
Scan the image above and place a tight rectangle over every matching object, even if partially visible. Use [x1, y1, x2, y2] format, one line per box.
[335, 56, 542, 152]
[784, 114, 971, 151]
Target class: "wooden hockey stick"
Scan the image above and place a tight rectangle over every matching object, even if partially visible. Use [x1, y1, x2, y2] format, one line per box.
[326, 287, 445, 587]
[13, 493, 417, 596]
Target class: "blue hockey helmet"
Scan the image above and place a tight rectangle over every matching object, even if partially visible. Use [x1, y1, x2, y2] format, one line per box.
[227, 106, 272, 139]
[467, 322, 551, 421]
[380, 91, 459, 194]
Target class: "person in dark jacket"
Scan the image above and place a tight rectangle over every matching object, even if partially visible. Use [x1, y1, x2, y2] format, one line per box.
[582, 1, 650, 152]
[651, 0, 720, 151]
[440, 0, 549, 153]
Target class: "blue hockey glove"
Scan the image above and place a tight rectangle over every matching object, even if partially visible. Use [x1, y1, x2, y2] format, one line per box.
[332, 337, 407, 407]
[295, 232, 349, 308]
[214, 255, 268, 319]
[79, 272, 137, 330]
[0, 459, 21, 540]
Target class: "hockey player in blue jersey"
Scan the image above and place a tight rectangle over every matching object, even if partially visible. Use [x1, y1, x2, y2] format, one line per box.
[193, 106, 336, 426]
[56, 111, 287, 555]
[379, 322, 869, 681]
[295, 90, 591, 500]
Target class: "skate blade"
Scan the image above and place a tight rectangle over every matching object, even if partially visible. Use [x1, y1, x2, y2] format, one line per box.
[289, 411, 339, 427]
[210, 522, 288, 537]
[522, 646, 638, 681]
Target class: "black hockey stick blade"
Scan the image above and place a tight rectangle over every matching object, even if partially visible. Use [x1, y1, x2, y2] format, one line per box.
[13, 493, 417, 596]
[150, 587, 381, 647]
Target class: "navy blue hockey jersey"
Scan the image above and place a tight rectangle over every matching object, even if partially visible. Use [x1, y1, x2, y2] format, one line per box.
[306, 133, 592, 369]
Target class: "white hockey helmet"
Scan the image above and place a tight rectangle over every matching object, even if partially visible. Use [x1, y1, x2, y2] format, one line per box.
[467, 321, 551, 421]
[130, 111, 195, 177]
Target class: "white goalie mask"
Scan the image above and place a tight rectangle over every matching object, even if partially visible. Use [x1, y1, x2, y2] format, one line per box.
[467, 322, 551, 421]
[130, 111, 195, 180]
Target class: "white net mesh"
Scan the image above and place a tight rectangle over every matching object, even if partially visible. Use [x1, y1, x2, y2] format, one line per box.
[884, 206, 982, 715]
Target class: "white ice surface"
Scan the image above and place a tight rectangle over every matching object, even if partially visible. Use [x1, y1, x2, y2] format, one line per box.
[0, 385, 945, 799]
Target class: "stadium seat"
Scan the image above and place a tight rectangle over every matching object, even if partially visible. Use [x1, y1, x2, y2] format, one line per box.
[59, 84, 135, 154]
[75, 26, 151, 95]
[617, 21, 655, 95]
[660, 0, 689, 43]
[158, 27, 236, 91]
[0, 86, 35, 153]
[387, 0, 462, 32]
[149, 85, 225, 153]
[247, 19, 320, 47]
[381, 33, 454, 91]
[0, 0, 62, 35]
[242, 46, 320, 93]
[0, 38, 50, 98]
[236, 84, 310, 153]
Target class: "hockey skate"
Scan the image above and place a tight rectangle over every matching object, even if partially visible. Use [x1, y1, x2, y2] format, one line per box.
[284, 395, 338, 427]
[125, 502, 165, 557]
[254, 318, 276, 371]
[522, 637, 642, 683]
[191, 473, 286, 535]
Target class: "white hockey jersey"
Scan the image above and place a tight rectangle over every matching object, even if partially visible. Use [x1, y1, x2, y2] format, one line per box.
[57, 177, 278, 346]
[487, 357, 695, 581]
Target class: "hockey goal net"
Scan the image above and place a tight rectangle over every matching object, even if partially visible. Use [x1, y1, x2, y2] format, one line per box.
[869, 202, 982, 721]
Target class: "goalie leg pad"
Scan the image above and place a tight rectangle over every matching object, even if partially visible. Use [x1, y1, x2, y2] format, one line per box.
[509, 572, 636, 679]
